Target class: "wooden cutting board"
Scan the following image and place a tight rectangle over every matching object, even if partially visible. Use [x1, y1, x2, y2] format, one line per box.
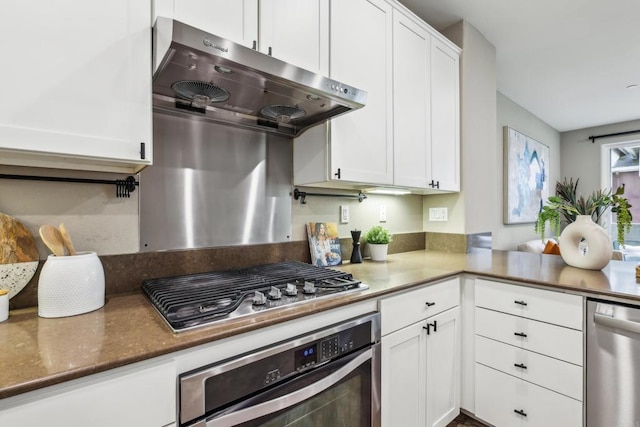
[0, 212, 39, 298]
[1, 213, 38, 263]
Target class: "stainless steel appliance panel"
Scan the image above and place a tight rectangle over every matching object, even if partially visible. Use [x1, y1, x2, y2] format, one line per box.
[140, 111, 292, 251]
[180, 312, 381, 427]
[587, 299, 640, 426]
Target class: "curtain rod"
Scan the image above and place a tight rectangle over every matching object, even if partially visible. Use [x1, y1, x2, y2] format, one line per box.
[589, 129, 640, 143]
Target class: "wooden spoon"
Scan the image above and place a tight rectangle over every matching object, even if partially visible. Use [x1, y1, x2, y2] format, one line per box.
[39, 225, 65, 256]
[59, 223, 77, 256]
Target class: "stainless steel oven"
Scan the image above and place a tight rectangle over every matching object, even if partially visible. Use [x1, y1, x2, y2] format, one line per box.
[179, 312, 381, 427]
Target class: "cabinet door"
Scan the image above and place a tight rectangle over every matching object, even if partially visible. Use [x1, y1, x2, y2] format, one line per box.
[0, 360, 176, 427]
[430, 38, 460, 191]
[0, 0, 152, 173]
[259, 0, 329, 75]
[425, 307, 461, 427]
[392, 11, 431, 189]
[381, 321, 426, 427]
[170, 0, 258, 48]
[329, 0, 393, 185]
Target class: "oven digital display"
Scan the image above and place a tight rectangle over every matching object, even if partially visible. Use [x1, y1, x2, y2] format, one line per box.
[295, 344, 318, 369]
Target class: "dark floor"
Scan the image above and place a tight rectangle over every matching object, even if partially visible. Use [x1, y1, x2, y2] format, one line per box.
[446, 413, 490, 427]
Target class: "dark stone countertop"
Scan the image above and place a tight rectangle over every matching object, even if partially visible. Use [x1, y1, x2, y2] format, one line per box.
[1, 249, 639, 400]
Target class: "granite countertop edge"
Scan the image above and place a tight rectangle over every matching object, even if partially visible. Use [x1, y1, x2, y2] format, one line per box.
[2, 248, 639, 401]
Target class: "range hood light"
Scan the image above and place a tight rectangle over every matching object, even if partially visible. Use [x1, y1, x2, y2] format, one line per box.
[307, 94, 321, 101]
[366, 188, 411, 195]
[215, 65, 232, 74]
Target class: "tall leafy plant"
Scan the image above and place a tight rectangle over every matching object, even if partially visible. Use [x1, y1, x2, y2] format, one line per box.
[535, 177, 632, 246]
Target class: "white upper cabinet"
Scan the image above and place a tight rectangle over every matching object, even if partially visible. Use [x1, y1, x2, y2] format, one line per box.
[293, 0, 459, 191]
[159, 0, 328, 75]
[259, 0, 329, 75]
[430, 38, 460, 192]
[161, 0, 259, 48]
[0, 0, 152, 173]
[392, 11, 431, 189]
[293, 0, 394, 187]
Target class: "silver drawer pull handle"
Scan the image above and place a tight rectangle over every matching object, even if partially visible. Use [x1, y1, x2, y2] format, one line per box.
[514, 363, 527, 369]
[514, 332, 527, 338]
[425, 302, 435, 307]
[514, 300, 527, 306]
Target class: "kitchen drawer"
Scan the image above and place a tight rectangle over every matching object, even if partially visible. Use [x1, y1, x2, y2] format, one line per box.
[379, 278, 459, 335]
[475, 335, 583, 401]
[475, 307, 583, 365]
[475, 279, 583, 330]
[475, 364, 582, 427]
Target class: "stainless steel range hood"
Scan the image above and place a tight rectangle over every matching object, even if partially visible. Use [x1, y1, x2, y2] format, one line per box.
[152, 17, 367, 137]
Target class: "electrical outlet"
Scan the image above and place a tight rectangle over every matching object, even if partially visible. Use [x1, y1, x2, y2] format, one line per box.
[379, 205, 387, 222]
[340, 205, 350, 224]
[429, 207, 448, 221]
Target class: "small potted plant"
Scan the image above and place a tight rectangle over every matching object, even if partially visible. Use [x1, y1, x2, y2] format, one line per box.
[364, 225, 393, 261]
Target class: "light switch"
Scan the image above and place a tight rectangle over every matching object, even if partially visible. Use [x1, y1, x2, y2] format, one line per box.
[379, 205, 387, 222]
[429, 207, 448, 221]
[340, 205, 350, 224]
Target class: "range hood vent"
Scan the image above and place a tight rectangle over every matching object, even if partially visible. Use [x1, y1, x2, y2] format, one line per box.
[152, 17, 367, 137]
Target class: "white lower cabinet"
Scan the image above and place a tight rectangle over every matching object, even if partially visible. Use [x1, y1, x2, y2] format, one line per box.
[0, 360, 176, 427]
[476, 364, 582, 427]
[472, 279, 584, 427]
[380, 278, 461, 427]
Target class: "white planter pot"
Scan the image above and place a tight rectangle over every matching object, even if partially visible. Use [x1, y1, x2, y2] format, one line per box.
[558, 215, 613, 270]
[38, 251, 105, 318]
[369, 243, 389, 262]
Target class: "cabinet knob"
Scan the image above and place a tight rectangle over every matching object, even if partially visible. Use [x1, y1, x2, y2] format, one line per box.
[425, 301, 436, 307]
[514, 363, 528, 369]
[514, 409, 527, 417]
[514, 300, 528, 306]
[514, 332, 528, 338]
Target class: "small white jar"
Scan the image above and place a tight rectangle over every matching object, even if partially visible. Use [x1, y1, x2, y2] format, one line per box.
[38, 251, 105, 318]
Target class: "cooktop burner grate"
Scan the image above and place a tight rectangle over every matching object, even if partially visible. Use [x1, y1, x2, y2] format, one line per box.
[142, 261, 367, 331]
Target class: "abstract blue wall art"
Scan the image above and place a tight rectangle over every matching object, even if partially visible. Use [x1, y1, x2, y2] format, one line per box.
[504, 126, 550, 224]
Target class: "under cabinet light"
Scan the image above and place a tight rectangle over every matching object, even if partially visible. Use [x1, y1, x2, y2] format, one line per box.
[366, 188, 411, 195]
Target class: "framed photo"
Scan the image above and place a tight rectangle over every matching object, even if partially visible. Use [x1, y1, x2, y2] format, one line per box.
[504, 127, 550, 224]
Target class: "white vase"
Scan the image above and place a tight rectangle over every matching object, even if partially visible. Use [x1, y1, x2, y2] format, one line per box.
[558, 215, 613, 270]
[369, 243, 389, 262]
[38, 251, 105, 318]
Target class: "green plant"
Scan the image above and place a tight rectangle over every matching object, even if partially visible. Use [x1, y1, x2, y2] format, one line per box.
[364, 225, 393, 245]
[535, 177, 633, 246]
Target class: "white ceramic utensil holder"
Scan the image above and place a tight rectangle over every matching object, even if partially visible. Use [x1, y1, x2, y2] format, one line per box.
[38, 251, 105, 318]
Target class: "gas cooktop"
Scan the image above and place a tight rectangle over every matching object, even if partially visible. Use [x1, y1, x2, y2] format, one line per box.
[142, 261, 368, 332]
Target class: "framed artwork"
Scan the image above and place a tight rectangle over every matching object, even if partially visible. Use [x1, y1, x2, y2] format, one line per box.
[504, 127, 550, 224]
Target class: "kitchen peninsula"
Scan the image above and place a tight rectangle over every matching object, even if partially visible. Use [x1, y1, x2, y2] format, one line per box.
[1, 249, 638, 405]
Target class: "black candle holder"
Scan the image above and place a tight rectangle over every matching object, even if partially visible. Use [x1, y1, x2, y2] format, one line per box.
[350, 230, 363, 264]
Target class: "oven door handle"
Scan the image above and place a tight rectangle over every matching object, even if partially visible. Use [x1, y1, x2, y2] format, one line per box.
[198, 347, 373, 427]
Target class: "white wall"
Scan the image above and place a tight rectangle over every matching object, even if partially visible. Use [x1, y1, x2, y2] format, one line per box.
[0, 166, 139, 257]
[561, 119, 640, 194]
[291, 189, 424, 241]
[0, 165, 424, 259]
[493, 93, 561, 250]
